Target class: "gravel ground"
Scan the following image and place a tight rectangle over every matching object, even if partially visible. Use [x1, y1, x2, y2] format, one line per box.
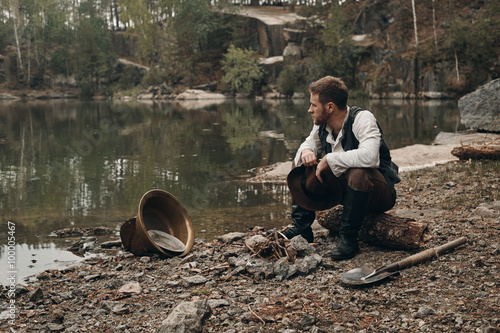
[2, 158, 500, 333]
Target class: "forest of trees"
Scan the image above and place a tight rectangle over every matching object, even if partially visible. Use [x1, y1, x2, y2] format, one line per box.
[1, 0, 499, 98]
[1, 0, 235, 96]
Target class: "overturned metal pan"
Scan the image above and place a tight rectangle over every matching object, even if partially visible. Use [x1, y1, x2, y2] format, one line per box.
[341, 237, 467, 286]
[148, 229, 186, 254]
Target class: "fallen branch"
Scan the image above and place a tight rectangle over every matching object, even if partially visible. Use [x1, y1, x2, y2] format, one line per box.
[201, 264, 230, 274]
[248, 305, 266, 326]
[451, 140, 500, 160]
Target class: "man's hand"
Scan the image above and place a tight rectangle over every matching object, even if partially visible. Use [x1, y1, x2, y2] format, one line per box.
[300, 149, 317, 167]
[316, 158, 330, 183]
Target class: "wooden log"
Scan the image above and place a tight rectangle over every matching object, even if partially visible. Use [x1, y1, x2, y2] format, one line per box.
[317, 207, 429, 250]
[451, 144, 500, 160]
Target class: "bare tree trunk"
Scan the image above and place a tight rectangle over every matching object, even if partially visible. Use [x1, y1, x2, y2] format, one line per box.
[114, 0, 120, 29]
[73, 0, 79, 28]
[411, 0, 420, 95]
[411, 0, 419, 49]
[109, 0, 114, 30]
[432, 0, 438, 51]
[8, 0, 24, 83]
[454, 49, 460, 81]
[27, 36, 31, 85]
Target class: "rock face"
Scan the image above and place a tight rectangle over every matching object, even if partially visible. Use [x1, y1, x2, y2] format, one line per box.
[458, 79, 500, 132]
[231, 4, 472, 98]
[176, 89, 226, 100]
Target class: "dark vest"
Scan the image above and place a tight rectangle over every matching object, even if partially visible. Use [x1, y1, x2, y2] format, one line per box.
[318, 106, 401, 189]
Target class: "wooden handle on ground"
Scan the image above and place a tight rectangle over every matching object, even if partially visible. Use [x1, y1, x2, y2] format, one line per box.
[384, 237, 467, 273]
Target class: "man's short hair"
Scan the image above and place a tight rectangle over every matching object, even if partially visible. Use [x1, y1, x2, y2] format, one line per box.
[309, 76, 348, 110]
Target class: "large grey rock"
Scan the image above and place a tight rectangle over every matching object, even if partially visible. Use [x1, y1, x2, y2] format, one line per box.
[259, 56, 284, 84]
[181, 275, 209, 286]
[53, 74, 77, 87]
[458, 79, 500, 132]
[295, 254, 322, 275]
[273, 257, 291, 281]
[289, 235, 315, 256]
[228, 254, 252, 268]
[258, 56, 284, 66]
[283, 28, 305, 43]
[245, 257, 274, 279]
[158, 300, 212, 333]
[0, 93, 19, 100]
[117, 282, 142, 295]
[283, 43, 302, 62]
[175, 89, 226, 100]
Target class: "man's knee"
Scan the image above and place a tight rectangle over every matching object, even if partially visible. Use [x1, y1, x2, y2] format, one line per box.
[345, 168, 374, 192]
[346, 168, 395, 212]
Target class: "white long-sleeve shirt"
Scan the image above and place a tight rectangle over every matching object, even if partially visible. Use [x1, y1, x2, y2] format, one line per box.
[294, 107, 382, 177]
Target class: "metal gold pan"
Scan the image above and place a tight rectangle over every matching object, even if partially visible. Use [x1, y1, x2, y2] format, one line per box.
[148, 229, 186, 254]
[120, 189, 195, 257]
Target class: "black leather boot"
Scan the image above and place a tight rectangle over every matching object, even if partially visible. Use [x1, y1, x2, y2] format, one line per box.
[281, 200, 315, 243]
[331, 186, 370, 260]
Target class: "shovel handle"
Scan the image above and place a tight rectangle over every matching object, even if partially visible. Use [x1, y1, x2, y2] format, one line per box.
[383, 237, 467, 273]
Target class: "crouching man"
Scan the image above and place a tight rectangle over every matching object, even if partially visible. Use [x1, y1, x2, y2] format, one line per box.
[283, 76, 401, 260]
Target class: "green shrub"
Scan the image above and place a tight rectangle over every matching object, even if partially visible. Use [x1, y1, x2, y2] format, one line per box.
[221, 45, 263, 94]
[116, 66, 143, 90]
[277, 65, 298, 97]
[141, 68, 169, 87]
[444, 11, 499, 91]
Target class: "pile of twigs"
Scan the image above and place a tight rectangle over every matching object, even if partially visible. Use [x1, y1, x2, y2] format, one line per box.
[246, 230, 296, 262]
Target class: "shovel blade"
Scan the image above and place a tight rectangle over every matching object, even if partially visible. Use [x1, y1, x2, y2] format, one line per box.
[341, 264, 400, 286]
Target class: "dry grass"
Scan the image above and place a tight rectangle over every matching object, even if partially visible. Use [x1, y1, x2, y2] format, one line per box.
[399, 160, 500, 211]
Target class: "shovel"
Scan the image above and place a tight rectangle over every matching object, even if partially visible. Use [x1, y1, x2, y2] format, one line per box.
[341, 237, 467, 286]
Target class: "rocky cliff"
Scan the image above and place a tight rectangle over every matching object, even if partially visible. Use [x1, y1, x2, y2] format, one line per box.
[236, 1, 497, 99]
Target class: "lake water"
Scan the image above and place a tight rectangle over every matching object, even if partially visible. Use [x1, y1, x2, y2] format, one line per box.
[0, 98, 464, 283]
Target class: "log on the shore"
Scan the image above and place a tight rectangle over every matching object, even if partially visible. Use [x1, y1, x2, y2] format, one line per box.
[317, 207, 429, 250]
[451, 141, 500, 160]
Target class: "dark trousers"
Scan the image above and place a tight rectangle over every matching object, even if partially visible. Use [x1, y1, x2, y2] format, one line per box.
[289, 167, 396, 243]
[295, 167, 396, 215]
[343, 168, 396, 213]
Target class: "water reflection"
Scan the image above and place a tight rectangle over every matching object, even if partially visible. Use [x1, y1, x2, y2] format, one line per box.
[0, 98, 463, 282]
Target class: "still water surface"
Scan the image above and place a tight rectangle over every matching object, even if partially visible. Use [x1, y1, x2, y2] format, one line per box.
[0, 98, 463, 283]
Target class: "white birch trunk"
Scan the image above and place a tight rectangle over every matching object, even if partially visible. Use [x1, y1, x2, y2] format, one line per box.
[8, 0, 24, 78]
[27, 37, 31, 84]
[432, 0, 438, 51]
[411, 0, 419, 49]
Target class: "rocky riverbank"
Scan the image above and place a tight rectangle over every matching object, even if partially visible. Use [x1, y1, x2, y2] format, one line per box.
[3, 154, 499, 332]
